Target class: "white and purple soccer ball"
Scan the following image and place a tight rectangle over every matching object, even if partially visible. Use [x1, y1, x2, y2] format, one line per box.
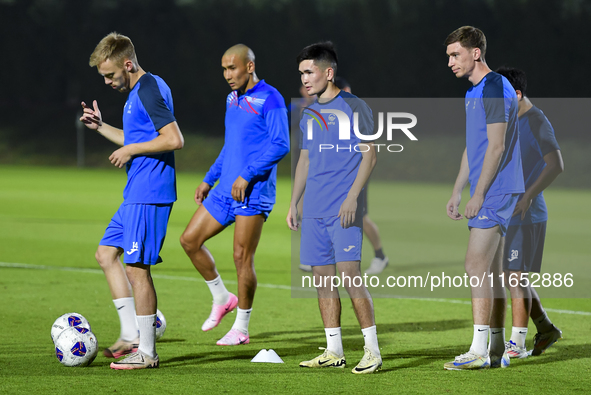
[51, 313, 91, 343]
[54, 326, 98, 367]
[155, 309, 167, 340]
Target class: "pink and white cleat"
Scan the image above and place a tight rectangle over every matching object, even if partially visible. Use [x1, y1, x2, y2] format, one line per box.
[201, 293, 239, 332]
[216, 329, 250, 346]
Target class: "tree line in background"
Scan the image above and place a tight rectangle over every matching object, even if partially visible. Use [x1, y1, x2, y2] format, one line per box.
[1, 0, 590, 161]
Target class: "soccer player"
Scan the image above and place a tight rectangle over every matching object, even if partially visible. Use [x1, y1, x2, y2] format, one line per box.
[495, 67, 564, 358]
[288, 42, 381, 374]
[334, 77, 389, 275]
[444, 26, 524, 370]
[80, 32, 184, 369]
[180, 44, 289, 346]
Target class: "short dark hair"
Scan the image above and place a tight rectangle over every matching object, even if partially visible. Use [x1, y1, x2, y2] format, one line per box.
[296, 41, 338, 74]
[444, 26, 487, 60]
[496, 66, 527, 96]
[334, 77, 350, 90]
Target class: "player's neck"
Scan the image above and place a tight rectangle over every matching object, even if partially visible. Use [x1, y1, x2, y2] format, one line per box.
[317, 83, 340, 103]
[240, 74, 260, 94]
[518, 96, 533, 117]
[468, 62, 491, 86]
[129, 67, 146, 90]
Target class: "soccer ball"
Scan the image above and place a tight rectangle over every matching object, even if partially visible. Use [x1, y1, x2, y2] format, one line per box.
[156, 309, 167, 340]
[54, 326, 98, 367]
[51, 313, 91, 343]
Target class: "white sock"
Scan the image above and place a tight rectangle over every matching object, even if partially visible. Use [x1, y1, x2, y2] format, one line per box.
[113, 297, 138, 341]
[470, 325, 489, 357]
[325, 327, 343, 357]
[532, 311, 553, 333]
[137, 314, 157, 358]
[489, 327, 506, 356]
[361, 325, 380, 357]
[205, 276, 230, 305]
[231, 308, 252, 335]
[510, 326, 528, 348]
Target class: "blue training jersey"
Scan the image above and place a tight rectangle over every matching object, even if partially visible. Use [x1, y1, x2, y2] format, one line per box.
[465, 71, 524, 197]
[509, 105, 560, 226]
[300, 91, 374, 218]
[203, 80, 290, 206]
[122, 73, 177, 204]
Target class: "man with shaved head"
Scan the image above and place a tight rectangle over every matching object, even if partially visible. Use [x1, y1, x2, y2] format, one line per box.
[180, 44, 289, 346]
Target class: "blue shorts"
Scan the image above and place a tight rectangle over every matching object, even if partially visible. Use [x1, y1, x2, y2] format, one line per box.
[300, 216, 363, 266]
[100, 203, 173, 265]
[203, 190, 272, 228]
[468, 194, 519, 236]
[503, 222, 547, 273]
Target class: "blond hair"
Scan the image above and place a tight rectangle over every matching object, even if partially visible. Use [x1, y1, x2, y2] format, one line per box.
[89, 32, 137, 68]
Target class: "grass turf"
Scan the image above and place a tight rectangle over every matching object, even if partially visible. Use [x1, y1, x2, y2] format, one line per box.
[0, 165, 590, 394]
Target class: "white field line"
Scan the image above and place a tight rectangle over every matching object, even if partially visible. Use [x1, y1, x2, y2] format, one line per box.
[1, 261, 590, 316]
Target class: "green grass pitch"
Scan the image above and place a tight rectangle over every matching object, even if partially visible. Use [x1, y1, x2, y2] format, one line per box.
[0, 165, 590, 394]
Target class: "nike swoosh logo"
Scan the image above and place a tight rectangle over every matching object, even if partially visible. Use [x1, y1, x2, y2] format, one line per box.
[239, 338, 248, 344]
[318, 359, 332, 365]
[329, 334, 338, 337]
[354, 363, 378, 372]
[491, 331, 501, 334]
[454, 359, 478, 366]
[478, 329, 487, 332]
[117, 306, 124, 310]
[519, 331, 527, 334]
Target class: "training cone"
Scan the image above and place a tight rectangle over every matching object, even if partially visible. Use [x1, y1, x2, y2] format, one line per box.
[251, 349, 284, 363]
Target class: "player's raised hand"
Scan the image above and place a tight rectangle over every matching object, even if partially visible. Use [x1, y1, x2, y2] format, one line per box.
[80, 100, 102, 130]
[464, 194, 484, 219]
[512, 197, 532, 220]
[195, 182, 211, 205]
[446, 194, 463, 220]
[338, 195, 357, 229]
[231, 176, 249, 203]
[287, 204, 300, 231]
[109, 146, 133, 168]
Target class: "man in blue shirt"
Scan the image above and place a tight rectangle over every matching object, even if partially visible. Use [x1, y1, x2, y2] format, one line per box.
[444, 26, 524, 370]
[80, 32, 184, 369]
[180, 44, 289, 346]
[287, 42, 380, 374]
[496, 67, 564, 359]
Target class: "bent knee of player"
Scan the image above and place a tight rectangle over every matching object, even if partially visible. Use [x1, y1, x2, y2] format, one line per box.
[95, 245, 119, 268]
[179, 229, 204, 253]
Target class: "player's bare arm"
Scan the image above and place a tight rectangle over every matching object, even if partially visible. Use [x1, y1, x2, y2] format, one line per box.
[80, 100, 124, 146]
[464, 122, 506, 219]
[338, 143, 376, 228]
[513, 149, 564, 219]
[287, 149, 309, 231]
[447, 147, 469, 221]
[109, 121, 184, 168]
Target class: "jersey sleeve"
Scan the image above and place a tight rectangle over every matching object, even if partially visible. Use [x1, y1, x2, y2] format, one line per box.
[530, 110, 561, 156]
[203, 144, 226, 186]
[482, 75, 510, 125]
[239, 92, 290, 182]
[137, 76, 176, 130]
[347, 98, 374, 136]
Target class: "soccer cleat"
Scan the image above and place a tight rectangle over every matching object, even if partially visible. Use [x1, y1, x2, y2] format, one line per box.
[201, 293, 239, 332]
[299, 347, 346, 368]
[102, 338, 139, 359]
[110, 350, 159, 370]
[299, 264, 313, 272]
[364, 256, 389, 275]
[216, 328, 250, 346]
[490, 351, 510, 368]
[531, 325, 562, 356]
[505, 340, 528, 359]
[444, 350, 490, 370]
[351, 346, 382, 374]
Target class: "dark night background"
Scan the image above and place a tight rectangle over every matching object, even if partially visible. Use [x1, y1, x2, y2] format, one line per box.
[1, 0, 589, 181]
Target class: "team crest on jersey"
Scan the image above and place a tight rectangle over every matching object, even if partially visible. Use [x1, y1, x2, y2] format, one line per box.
[227, 92, 265, 115]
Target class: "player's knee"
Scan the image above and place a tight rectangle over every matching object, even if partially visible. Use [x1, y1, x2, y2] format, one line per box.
[179, 230, 202, 254]
[95, 247, 113, 269]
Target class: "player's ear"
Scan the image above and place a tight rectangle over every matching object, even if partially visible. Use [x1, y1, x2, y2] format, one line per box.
[326, 67, 334, 81]
[123, 59, 134, 72]
[515, 90, 523, 100]
[473, 48, 481, 61]
[247, 61, 255, 73]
